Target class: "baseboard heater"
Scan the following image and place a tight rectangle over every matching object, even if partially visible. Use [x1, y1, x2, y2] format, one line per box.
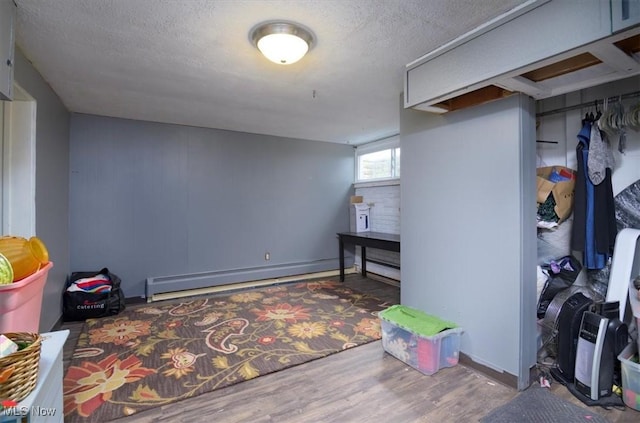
[145, 258, 350, 302]
[359, 259, 401, 284]
[365, 258, 400, 270]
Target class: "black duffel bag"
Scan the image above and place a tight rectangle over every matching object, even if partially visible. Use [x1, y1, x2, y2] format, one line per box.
[63, 268, 125, 321]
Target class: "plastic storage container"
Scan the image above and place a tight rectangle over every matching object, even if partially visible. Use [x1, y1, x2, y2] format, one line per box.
[379, 305, 463, 375]
[618, 342, 640, 411]
[0, 262, 53, 332]
[629, 278, 640, 354]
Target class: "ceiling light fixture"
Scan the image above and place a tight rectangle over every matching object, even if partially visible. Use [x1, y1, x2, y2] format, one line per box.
[250, 21, 314, 65]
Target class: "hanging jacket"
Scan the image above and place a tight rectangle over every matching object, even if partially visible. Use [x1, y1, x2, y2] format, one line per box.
[571, 122, 616, 269]
[587, 122, 614, 185]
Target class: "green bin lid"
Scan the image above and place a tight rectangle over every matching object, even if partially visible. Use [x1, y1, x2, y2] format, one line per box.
[379, 304, 458, 337]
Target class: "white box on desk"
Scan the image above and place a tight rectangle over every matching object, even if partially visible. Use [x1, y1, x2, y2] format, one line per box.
[350, 203, 370, 232]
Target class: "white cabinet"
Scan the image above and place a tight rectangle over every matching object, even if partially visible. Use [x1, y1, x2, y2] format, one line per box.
[405, 0, 616, 112]
[0, 0, 16, 101]
[612, 0, 640, 33]
[0, 331, 69, 423]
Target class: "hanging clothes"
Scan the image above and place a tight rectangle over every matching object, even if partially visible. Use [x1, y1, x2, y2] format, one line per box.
[590, 125, 617, 259]
[571, 121, 617, 270]
[587, 122, 614, 185]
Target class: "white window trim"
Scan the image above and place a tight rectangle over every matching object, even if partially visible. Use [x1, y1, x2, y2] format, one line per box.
[356, 135, 399, 154]
[355, 135, 400, 183]
[353, 178, 400, 189]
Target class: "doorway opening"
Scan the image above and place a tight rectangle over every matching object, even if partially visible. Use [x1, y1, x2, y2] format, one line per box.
[1, 83, 37, 237]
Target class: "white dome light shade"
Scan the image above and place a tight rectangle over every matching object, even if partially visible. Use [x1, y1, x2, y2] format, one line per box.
[257, 33, 309, 65]
[251, 22, 314, 65]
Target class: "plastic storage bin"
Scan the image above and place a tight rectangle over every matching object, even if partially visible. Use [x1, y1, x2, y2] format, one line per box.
[0, 262, 53, 332]
[629, 278, 640, 354]
[379, 305, 463, 375]
[618, 342, 640, 411]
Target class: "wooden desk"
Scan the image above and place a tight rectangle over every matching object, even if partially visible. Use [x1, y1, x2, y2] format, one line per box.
[337, 232, 400, 281]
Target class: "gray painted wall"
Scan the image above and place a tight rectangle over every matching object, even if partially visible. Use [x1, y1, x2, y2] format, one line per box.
[13, 47, 71, 331]
[400, 94, 537, 389]
[69, 114, 355, 298]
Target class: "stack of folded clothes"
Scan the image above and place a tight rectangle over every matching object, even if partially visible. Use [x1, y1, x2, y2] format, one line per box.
[66, 273, 112, 293]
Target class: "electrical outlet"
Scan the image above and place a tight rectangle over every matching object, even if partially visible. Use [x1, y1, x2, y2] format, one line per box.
[265, 252, 270, 261]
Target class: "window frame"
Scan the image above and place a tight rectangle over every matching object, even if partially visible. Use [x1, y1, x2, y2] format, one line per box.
[354, 135, 400, 184]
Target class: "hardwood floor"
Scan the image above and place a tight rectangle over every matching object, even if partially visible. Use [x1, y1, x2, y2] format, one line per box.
[60, 274, 638, 422]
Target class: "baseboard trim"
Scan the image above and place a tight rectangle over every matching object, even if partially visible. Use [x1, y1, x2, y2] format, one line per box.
[50, 315, 64, 331]
[459, 353, 518, 390]
[358, 262, 401, 281]
[361, 270, 400, 287]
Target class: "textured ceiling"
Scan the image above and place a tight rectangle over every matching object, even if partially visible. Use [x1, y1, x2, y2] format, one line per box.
[14, 0, 526, 145]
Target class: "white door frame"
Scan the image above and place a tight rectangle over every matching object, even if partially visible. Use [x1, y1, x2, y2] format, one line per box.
[2, 83, 37, 237]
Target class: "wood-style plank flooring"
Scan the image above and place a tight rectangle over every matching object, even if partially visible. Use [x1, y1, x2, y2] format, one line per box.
[60, 274, 638, 422]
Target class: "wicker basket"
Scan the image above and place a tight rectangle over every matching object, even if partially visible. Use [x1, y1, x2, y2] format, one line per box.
[0, 332, 41, 402]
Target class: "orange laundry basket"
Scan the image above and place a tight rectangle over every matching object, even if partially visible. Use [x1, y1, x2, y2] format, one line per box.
[0, 262, 53, 332]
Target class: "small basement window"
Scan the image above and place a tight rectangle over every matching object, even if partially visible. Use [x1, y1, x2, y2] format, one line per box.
[355, 136, 400, 183]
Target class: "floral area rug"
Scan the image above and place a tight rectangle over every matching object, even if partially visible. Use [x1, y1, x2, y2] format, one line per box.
[63, 280, 390, 422]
